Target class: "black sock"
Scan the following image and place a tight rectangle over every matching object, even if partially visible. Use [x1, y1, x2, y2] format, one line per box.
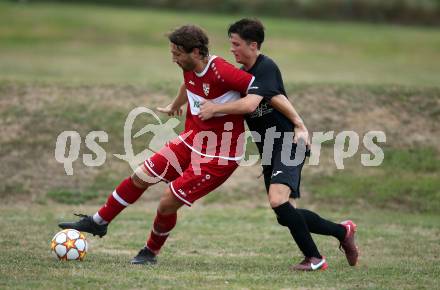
[297, 208, 346, 241]
[272, 202, 321, 258]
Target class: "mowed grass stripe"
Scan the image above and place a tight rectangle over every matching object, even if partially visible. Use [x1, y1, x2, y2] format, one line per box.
[1, 1, 440, 86]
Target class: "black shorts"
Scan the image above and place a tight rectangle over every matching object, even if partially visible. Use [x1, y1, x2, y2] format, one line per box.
[262, 143, 310, 199]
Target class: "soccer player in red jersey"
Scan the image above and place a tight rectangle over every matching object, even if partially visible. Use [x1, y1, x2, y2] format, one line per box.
[59, 25, 257, 264]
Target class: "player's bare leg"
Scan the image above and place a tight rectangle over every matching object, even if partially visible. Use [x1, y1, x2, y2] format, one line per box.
[131, 188, 184, 265]
[58, 165, 158, 237]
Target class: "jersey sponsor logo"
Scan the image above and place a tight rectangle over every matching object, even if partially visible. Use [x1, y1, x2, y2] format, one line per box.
[186, 89, 239, 116]
[272, 170, 283, 177]
[248, 102, 274, 118]
[203, 83, 210, 96]
[193, 100, 201, 109]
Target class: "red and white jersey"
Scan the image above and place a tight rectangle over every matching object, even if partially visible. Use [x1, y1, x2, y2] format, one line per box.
[179, 55, 255, 160]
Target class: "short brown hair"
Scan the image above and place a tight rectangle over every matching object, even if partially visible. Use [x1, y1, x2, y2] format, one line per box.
[168, 25, 209, 57]
[228, 18, 265, 49]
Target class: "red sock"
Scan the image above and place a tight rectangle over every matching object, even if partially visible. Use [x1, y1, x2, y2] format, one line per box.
[146, 211, 177, 254]
[97, 177, 145, 223]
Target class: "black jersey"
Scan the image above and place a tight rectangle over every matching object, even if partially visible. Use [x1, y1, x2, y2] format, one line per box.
[245, 54, 294, 154]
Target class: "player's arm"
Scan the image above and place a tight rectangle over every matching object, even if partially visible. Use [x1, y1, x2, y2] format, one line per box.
[270, 94, 310, 146]
[200, 92, 310, 146]
[199, 94, 262, 119]
[157, 82, 187, 116]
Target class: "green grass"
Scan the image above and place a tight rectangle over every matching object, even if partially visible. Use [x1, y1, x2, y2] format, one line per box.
[1, 1, 440, 87]
[0, 82, 438, 212]
[0, 202, 439, 289]
[46, 190, 100, 205]
[306, 148, 440, 212]
[0, 2, 439, 288]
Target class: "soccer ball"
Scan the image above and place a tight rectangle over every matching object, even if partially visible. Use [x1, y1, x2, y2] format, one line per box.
[51, 229, 88, 261]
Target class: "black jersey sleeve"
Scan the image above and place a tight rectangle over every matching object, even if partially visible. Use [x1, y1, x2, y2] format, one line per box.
[247, 58, 285, 100]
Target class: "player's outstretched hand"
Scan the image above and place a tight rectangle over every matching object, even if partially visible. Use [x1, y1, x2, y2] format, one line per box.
[157, 103, 183, 117]
[199, 100, 216, 121]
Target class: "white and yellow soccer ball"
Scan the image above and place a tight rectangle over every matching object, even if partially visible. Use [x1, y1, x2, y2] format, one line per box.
[51, 229, 88, 261]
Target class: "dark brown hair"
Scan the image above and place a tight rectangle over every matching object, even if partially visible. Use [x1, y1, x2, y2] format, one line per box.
[168, 25, 209, 57]
[228, 18, 265, 49]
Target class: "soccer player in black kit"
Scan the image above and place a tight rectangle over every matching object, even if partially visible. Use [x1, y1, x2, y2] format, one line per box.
[199, 18, 359, 271]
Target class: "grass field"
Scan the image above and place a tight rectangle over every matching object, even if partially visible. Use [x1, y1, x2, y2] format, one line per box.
[1, 2, 440, 87]
[0, 1, 439, 289]
[1, 202, 439, 289]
